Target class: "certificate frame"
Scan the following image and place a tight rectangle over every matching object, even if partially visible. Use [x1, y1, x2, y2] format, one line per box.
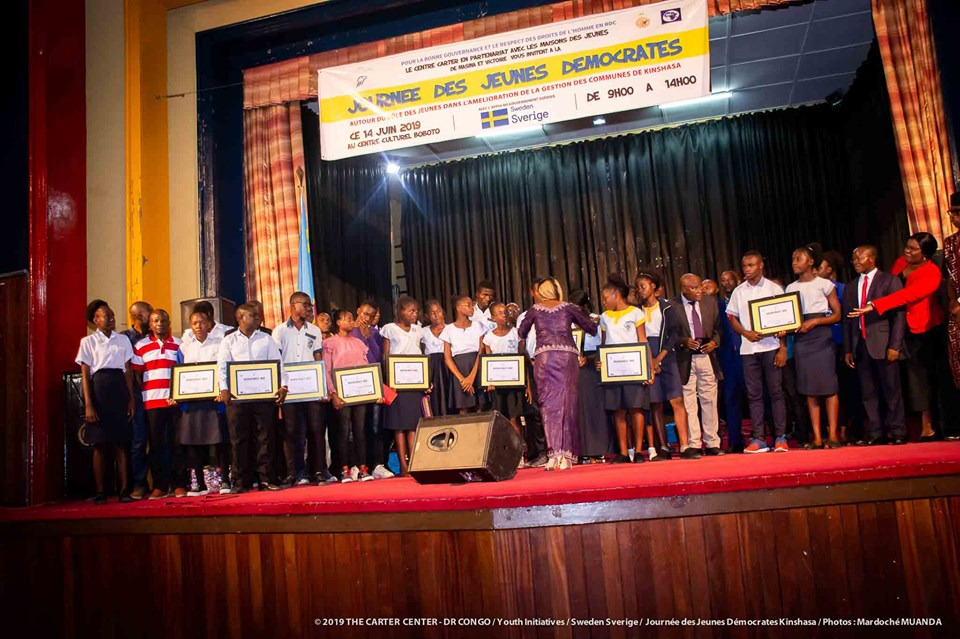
[748, 291, 802, 336]
[598, 343, 652, 384]
[386, 355, 430, 391]
[284, 360, 327, 403]
[333, 364, 384, 405]
[171, 362, 219, 402]
[227, 360, 281, 403]
[479, 354, 527, 388]
[571, 328, 585, 354]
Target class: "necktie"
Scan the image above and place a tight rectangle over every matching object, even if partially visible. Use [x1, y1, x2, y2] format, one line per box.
[860, 275, 869, 338]
[689, 301, 703, 339]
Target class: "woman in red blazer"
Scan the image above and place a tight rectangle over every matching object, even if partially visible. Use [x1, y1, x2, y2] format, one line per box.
[849, 233, 944, 440]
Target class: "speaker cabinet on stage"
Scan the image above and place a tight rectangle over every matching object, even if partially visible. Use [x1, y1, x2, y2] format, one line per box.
[179, 297, 237, 331]
[408, 411, 523, 484]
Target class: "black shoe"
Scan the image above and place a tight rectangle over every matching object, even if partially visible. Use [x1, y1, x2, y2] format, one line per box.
[609, 454, 631, 464]
[856, 436, 885, 446]
[232, 484, 248, 494]
[633, 453, 645, 463]
[727, 444, 745, 454]
[705, 447, 725, 456]
[919, 434, 938, 443]
[680, 448, 702, 459]
[93, 493, 107, 505]
[258, 481, 281, 492]
[118, 493, 134, 503]
[279, 475, 294, 489]
[803, 442, 824, 450]
[890, 436, 907, 445]
[653, 447, 672, 461]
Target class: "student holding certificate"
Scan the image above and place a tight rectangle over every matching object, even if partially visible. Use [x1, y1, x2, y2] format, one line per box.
[598, 274, 653, 464]
[381, 296, 426, 476]
[517, 277, 598, 471]
[482, 302, 525, 444]
[786, 245, 842, 449]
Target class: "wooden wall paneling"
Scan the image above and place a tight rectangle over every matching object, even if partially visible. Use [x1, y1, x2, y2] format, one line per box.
[805, 506, 854, 620]
[0, 274, 28, 506]
[771, 508, 817, 619]
[856, 501, 909, 618]
[702, 513, 748, 620]
[680, 516, 715, 629]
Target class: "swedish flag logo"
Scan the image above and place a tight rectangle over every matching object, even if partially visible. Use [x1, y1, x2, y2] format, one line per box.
[480, 108, 509, 129]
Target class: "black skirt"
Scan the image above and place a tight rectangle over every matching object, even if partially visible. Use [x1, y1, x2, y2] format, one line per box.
[385, 391, 423, 431]
[86, 369, 132, 444]
[603, 383, 649, 411]
[488, 387, 524, 419]
[177, 401, 224, 445]
[448, 352, 481, 409]
[426, 352, 450, 417]
[902, 326, 943, 412]
[578, 353, 612, 456]
[793, 318, 838, 397]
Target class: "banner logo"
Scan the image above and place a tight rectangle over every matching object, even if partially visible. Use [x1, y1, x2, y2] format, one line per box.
[661, 8, 682, 23]
[480, 108, 510, 129]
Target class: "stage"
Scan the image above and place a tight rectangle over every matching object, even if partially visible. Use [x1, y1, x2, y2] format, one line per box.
[2, 444, 960, 637]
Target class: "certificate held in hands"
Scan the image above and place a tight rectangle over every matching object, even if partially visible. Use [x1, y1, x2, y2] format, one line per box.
[171, 362, 219, 401]
[599, 344, 652, 384]
[480, 354, 526, 388]
[748, 291, 802, 336]
[284, 361, 327, 403]
[334, 364, 384, 405]
[227, 360, 281, 403]
[387, 355, 430, 391]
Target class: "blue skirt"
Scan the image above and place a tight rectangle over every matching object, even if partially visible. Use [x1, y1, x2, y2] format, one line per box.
[648, 335, 684, 403]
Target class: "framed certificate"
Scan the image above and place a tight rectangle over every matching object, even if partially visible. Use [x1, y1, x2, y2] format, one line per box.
[333, 364, 384, 405]
[571, 328, 585, 354]
[748, 291, 802, 336]
[479, 354, 527, 388]
[284, 361, 327, 403]
[599, 344, 652, 384]
[227, 360, 281, 403]
[171, 362, 219, 401]
[387, 355, 430, 391]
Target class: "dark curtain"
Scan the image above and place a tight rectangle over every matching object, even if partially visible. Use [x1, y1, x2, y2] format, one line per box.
[301, 104, 393, 312]
[400, 45, 906, 310]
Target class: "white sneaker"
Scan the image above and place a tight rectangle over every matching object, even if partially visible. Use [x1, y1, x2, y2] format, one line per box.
[219, 486, 232, 494]
[349, 466, 361, 482]
[295, 477, 311, 487]
[372, 464, 395, 479]
[340, 468, 355, 483]
[186, 489, 209, 497]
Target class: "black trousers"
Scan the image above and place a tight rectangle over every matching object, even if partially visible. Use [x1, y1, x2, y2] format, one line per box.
[856, 342, 905, 439]
[226, 401, 277, 488]
[742, 350, 787, 439]
[338, 404, 368, 470]
[364, 403, 389, 468]
[146, 406, 185, 491]
[522, 362, 546, 460]
[284, 401, 327, 479]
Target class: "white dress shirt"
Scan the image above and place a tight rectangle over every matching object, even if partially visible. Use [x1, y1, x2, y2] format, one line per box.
[216, 329, 286, 392]
[381, 322, 425, 355]
[180, 335, 222, 364]
[75, 330, 134, 374]
[273, 318, 323, 363]
[680, 295, 703, 339]
[182, 322, 230, 344]
[857, 268, 879, 305]
[470, 304, 496, 330]
[727, 277, 784, 355]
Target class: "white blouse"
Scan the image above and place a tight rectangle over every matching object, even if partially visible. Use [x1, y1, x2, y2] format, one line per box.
[786, 277, 835, 315]
[439, 321, 488, 356]
[482, 327, 520, 354]
[75, 330, 134, 374]
[599, 306, 646, 345]
[381, 322, 424, 355]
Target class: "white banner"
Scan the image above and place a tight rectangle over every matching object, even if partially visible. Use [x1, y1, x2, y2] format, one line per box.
[317, 0, 709, 160]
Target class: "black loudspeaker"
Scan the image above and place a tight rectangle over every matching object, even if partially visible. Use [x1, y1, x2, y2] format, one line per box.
[63, 372, 96, 497]
[179, 297, 237, 332]
[408, 411, 523, 484]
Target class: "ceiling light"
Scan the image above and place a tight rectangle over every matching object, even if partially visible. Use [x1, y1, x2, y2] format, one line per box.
[592, 116, 606, 126]
[385, 162, 400, 175]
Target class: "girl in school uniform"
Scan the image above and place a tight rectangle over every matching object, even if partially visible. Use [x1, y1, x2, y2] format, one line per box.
[381, 296, 426, 476]
[482, 302, 525, 442]
[170, 310, 225, 495]
[323, 309, 379, 482]
[441, 296, 488, 414]
[599, 274, 654, 464]
[786, 245, 842, 448]
[568, 290, 612, 463]
[422, 299, 450, 418]
[76, 300, 136, 504]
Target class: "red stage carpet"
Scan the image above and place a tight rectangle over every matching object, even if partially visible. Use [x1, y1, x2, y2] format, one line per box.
[3, 442, 959, 522]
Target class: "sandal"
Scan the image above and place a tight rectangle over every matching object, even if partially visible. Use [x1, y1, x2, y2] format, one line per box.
[803, 442, 824, 450]
[826, 440, 842, 449]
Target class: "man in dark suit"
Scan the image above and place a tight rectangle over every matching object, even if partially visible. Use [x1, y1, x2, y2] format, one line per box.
[669, 273, 724, 455]
[843, 245, 906, 444]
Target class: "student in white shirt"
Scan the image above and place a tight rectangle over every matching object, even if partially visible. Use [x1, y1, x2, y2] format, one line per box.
[482, 302, 525, 443]
[217, 303, 288, 492]
[599, 274, 654, 464]
[470, 279, 497, 330]
[727, 251, 789, 453]
[273, 291, 332, 486]
[786, 245, 842, 449]
[181, 300, 231, 344]
[422, 299, 450, 418]
[441, 295, 488, 414]
[381, 296, 426, 476]
[75, 300, 136, 504]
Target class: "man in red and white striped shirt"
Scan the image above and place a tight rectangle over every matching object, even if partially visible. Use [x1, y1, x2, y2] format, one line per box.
[132, 310, 185, 499]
